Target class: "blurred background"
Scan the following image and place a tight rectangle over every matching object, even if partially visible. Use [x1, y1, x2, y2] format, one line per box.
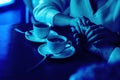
[0, 1, 29, 78]
[0, 0, 28, 25]
[0, 0, 27, 59]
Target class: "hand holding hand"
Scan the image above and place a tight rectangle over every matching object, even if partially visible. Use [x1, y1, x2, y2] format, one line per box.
[85, 25, 120, 47]
[70, 16, 95, 34]
[71, 16, 95, 45]
[85, 25, 120, 60]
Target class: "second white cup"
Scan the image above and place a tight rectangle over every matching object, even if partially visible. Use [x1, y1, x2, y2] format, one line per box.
[47, 35, 72, 55]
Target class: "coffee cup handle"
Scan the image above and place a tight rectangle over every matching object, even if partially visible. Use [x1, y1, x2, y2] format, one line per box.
[65, 41, 72, 49]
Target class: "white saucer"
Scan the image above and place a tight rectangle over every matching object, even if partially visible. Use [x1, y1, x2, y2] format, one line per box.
[38, 44, 75, 59]
[25, 30, 58, 43]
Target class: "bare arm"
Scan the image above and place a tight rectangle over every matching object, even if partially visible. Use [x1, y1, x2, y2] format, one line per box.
[53, 13, 74, 27]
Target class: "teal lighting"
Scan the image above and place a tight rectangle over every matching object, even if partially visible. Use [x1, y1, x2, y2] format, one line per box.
[0, 0, 15, 7]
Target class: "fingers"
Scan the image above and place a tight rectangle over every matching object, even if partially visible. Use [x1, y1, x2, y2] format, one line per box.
[85, 25, 98, 36]
[71, 26, 76, 32]
[76, 18, 88, 34]
[72, 32, 82, 45]
[73, 33, 79, 38]
[80, 16, 90, 26]
[71, 24, 81, 46]
[93, 39, 105, 45]
[73, 17, 90, 34]
[72, 17, 96, 34]
[80, 16, 95, 26]
[85, 25, 110, 47]
[92, 39, 109, 48]
[87, 33, 105, 43]
[71, 18, 81, 33]
[76, 38, 80, 45]
[86, 27, 105, 39]
[76, 20, 84, 34]
[85, 25, 104, 37]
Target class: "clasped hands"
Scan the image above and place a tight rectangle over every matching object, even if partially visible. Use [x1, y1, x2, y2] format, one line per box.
[71, 16, 120, 60]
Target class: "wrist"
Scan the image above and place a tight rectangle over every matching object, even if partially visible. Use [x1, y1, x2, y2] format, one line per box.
[53, 13, 74, 27]
[69, 17, 79, 27]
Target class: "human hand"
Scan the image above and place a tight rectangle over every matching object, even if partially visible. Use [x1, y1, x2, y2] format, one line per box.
[71, 16, 95, 45]
[85, 25, 120, 47]
[70, 16, 95, 34]
[84, 25, 120, 60]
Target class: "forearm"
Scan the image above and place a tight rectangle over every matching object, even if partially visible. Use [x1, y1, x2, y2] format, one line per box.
[53, 13, 74, 27]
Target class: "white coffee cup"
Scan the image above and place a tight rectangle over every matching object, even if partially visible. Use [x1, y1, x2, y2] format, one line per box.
[47, 35, 72, 55]
[33, 22, 50, 39]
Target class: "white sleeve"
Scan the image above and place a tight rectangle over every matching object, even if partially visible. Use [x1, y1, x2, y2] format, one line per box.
[108, 47, 120, 63]
[33, 0, 69, 26]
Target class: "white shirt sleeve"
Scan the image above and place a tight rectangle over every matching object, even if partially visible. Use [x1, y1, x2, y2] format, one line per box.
[33, 0, 69, 26]
[108, 47, 120, 63]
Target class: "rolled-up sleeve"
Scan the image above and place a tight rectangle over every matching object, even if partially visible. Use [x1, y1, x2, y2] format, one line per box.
[33, 0, 69, 26]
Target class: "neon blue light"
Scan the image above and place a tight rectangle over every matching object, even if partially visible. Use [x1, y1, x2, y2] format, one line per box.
[0, 0, 15, 7]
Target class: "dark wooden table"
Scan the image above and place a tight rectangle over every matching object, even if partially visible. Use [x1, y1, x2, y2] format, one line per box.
[0, 24, 103, 80]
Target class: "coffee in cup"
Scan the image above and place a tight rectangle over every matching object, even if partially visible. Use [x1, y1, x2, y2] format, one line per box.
[47, 35, 72, 55]
[33, 22, 50, 39]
